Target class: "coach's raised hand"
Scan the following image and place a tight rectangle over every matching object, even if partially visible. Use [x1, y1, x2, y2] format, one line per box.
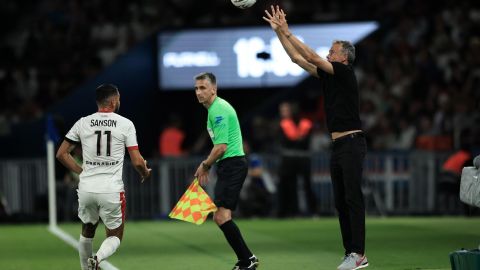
[263, 5, 279, 31]
[263, 5, 289, 33]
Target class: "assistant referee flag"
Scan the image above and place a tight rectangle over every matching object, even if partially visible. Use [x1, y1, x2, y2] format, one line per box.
[169, 179, 217, 225]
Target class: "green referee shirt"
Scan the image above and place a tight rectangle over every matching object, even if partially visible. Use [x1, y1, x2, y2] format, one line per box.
[207, 97, 244, 161]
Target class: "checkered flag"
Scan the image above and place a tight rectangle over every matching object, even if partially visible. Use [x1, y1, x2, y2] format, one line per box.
[169, 179, 217, 225]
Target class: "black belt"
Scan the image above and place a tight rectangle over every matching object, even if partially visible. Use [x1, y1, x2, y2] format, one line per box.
[332, 131, 364, 143]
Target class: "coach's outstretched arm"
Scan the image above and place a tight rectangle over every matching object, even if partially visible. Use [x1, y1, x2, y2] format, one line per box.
[56, 140, 83, 174]
[128, 148, 151, 182]
[264, 5, 334, 75]
[263, 6, 318, 77]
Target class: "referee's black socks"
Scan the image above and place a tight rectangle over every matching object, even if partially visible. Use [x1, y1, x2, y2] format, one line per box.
[219, 220, 253, 264]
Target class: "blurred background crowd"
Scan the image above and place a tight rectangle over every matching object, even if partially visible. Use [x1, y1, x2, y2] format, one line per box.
[1, 0, 479, 153]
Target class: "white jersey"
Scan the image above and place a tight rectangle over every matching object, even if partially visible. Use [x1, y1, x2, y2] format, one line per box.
[65, 112, 138, 193]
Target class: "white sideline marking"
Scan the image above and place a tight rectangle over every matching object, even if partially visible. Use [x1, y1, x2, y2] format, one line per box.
[49, 225, 120, 270]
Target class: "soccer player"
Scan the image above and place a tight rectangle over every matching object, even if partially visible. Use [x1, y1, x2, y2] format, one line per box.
[56, 84, 151, 270]
[193, 72, 259, 270]
[264, 6, 369, 270]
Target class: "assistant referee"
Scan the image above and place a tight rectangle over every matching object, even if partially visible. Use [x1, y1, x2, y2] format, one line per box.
[193, 72, 259, 270]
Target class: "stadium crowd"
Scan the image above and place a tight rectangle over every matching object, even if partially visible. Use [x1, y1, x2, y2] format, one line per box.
[245, 0, 480, 152]
[1, 0, 479, 153]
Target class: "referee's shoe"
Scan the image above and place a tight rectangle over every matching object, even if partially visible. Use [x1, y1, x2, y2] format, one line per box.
[233, 255, 259, 270]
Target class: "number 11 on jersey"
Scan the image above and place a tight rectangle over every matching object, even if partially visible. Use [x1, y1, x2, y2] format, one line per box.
[95, 130, 112, 156]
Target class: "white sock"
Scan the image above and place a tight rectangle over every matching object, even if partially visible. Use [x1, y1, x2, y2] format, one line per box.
[79, 235, 93, 270]
[96, 236, 121, 263]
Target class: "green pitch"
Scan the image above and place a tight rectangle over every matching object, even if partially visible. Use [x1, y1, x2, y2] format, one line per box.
[1, 217, 479, 269]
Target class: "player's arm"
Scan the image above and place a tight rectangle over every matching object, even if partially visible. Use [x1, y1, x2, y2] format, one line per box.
[127, 147, 151, 182]
[195, 143, 227, 186]
[56, 140, 83, 174]
[265, 5, 334, 74]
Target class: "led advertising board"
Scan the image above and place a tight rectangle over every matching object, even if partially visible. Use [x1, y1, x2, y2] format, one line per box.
[158, 22, 378, 90]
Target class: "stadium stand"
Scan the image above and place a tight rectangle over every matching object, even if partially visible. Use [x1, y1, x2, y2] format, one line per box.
[0, 0, 478, 153]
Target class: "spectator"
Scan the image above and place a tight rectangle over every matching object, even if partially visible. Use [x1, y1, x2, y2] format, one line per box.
[239, 155, 276, 217]
[158, 114, 186, 157]
[391, 118, 416, 150]
[437, 131, 473, 214]
[277, 102, 317, 217]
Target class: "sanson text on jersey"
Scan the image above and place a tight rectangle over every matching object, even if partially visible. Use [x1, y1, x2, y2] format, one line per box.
[90, 119, 117, 128]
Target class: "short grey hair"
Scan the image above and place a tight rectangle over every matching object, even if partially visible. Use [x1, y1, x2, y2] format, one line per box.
[333, 40, 355, 64]
[194, 72, 216, 85]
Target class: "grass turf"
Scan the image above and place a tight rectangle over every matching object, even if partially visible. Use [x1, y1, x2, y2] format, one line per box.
[1, 217, 479, 269]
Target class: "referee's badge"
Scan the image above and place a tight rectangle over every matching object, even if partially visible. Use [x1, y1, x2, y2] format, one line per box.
[207, 127, 214, 140]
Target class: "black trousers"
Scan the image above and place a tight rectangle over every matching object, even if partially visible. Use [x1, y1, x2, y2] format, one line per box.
[215, 156, 248, 211]
[330, 134, 367, 255]
[278, 156, 317, 217]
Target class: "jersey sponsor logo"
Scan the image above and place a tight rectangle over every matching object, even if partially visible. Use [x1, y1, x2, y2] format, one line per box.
[90, 119, 117, 128]
[85, 160, 120, 166]
[214, 116, 224, 125]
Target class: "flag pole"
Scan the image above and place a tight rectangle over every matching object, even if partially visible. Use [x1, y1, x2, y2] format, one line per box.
[47, 139, 57, 229]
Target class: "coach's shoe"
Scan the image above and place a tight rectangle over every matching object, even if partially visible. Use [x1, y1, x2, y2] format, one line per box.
[232, 255, 259, 270]
[337, 253, 368, 270]
[87, 256, 100, 270]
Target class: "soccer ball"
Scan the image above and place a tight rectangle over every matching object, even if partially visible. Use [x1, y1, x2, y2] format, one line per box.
[231, 0, 256, 9]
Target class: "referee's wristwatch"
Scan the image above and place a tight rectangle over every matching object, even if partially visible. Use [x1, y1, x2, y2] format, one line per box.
[202, 162, 211, 170]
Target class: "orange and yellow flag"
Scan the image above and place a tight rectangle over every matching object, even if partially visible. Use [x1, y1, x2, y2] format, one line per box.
[168, 179, 217, 225]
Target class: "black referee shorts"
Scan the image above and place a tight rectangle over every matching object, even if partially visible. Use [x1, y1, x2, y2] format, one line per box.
[214, 156, 248, 210]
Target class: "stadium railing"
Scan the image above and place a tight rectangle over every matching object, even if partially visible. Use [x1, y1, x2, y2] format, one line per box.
[0, 151, 455, 222]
